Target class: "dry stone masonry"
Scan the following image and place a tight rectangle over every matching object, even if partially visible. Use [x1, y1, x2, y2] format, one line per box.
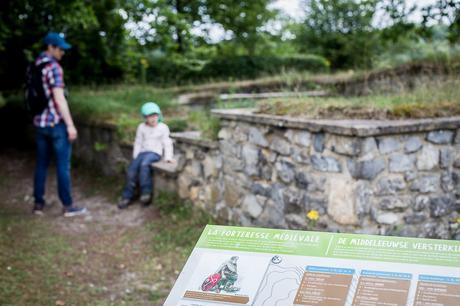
[172, 110, 460, 240]
[73, 111, 460, 240]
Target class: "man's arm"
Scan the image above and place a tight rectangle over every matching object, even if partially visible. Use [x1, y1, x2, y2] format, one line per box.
[52, 87, 77, 141]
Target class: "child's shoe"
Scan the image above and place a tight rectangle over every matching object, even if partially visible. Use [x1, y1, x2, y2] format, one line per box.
[118, 198, 131, 209]
[140, 193, 152, 206]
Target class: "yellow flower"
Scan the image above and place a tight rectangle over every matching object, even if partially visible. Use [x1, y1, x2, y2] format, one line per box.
[306, 210, 319, 221]
[457, 218, 460, 224]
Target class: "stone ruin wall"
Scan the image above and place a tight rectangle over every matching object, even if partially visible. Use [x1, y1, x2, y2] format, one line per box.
[173, 111, 460, 240]
[72, 112, 460, 239]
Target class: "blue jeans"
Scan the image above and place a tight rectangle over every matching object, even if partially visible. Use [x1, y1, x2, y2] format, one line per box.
[122, 151, 161, 200]
[33, 122, 72, 207]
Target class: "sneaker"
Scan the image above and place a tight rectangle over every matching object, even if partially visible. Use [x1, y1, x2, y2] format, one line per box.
[117, 198, 131, 210]
[33, 203, 45, 216]
[63, 206, 88, 217]
[140, 193, 152, 206]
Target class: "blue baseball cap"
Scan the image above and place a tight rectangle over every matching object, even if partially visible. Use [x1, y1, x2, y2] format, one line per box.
[43, 32, 72, 50]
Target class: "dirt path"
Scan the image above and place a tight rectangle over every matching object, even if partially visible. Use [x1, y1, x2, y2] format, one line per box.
[0, 149, 200, 305]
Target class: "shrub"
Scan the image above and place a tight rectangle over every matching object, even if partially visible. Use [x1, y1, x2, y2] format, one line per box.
[146, 54, 330, 84]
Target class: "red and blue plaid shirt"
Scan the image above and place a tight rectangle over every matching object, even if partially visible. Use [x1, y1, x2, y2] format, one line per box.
[33, 52, 65, 127]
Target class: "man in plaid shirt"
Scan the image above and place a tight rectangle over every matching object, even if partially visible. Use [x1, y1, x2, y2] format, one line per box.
[32, 32, 87, 217]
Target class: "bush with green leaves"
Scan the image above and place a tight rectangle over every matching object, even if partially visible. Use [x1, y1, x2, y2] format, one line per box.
[146, 54, 330, 84]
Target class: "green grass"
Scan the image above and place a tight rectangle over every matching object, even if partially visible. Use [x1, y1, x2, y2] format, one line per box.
[0, 214, 75, 305]
[150, 191, 215, 254]
[187, 110, 221, 140]
[145, 191, 217, 303]
[69, 85, 176, 122]
[256, 77, 460, 119]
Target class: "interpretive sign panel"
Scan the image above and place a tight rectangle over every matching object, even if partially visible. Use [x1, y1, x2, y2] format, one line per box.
[165, 225, 460, 306]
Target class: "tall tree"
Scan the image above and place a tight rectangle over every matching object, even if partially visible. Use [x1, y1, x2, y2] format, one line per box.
[0, 0, 128, 89]
[206, 0, 277, 55]
[296, 0, 379, 69]
[124, 0, 204, 54]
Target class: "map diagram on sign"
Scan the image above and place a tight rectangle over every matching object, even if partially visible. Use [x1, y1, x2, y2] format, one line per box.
[252, 256, 303, 306]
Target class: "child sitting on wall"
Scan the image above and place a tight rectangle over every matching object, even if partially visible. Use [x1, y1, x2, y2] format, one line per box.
[118, 102, 174, 209]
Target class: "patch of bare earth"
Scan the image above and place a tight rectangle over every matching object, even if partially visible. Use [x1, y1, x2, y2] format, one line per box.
[0, 150, 178, 305]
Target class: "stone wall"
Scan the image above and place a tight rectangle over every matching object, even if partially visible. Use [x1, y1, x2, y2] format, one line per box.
[73, 113, 460, 239]
[73, 122, 126, 176]
[175, 109, 460, 239]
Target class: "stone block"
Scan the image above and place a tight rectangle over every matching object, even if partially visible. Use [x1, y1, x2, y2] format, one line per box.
[292, 147, 310, 164]
[269, 136, 291, 156]
[375, 177, 406, 195]
[295, 171, 326, 192]
[283, 188, 303, 214]
[414, 195, 429, 211]
[355, 181, 373, 219]
[426, 130, 454, 144]
[270, 183, 286, 211]
[241, 194, 263, 218]
[203, 156, 217, 179]
[257, 199, 287, 228]
[404, 171, 417, 182]
[416, 145, 439, 171]
[275, 158, 296, 184]
[220, 140, 241, 158]
[242, 144, 260, 176]
[189, 186, 199, 201]
[223, 156, 245, 172]
[327, 177, 359, 225]
[454, 153, 460, 169]
[288, 130, 312, 147]
[378, 137, 401, 154]
[430, 195, 456, 217]
[441, 172, 455, 192]
[404, 136, 423, 153]
[361, 137, 378, 157]
[260, 148, 277, 164]
[311, 155, 342, 172]
[378, 196, 410, 211]
[313, 133, 325, 153]
[422, 221, 450, 239]
[251, 182, 272, 198]
[285, 214, 308, 229]
[404, 212, 427, 224]
[389, 154, 415, 173]
[440, 148, 453, 169]
[233, 126, 248, 142]
[347, 158, 385, 180]
[410, 175, 440, 193]
[248, 127, 268, 147]
[375, 212, 400, 225]
[217, 128, 232, 140]
[224, 177, 242, 207]
[302, 194, 327, 215]
[329, 135, 361, 156]
[178, 175, 191, 198]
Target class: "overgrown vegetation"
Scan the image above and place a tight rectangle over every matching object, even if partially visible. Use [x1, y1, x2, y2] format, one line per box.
[256, 76, 460, 119]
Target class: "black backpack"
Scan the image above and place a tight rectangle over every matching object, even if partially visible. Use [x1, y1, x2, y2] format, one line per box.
[25, 61, 50, 115]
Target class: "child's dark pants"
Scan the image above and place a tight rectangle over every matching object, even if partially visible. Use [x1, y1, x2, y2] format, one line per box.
[122, 151, 161, 200]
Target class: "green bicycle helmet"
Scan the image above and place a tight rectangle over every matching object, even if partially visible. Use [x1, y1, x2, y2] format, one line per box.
[140, 102, 163, 122]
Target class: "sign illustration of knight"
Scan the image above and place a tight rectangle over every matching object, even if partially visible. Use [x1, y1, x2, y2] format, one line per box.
[201, 256, 240, 293]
